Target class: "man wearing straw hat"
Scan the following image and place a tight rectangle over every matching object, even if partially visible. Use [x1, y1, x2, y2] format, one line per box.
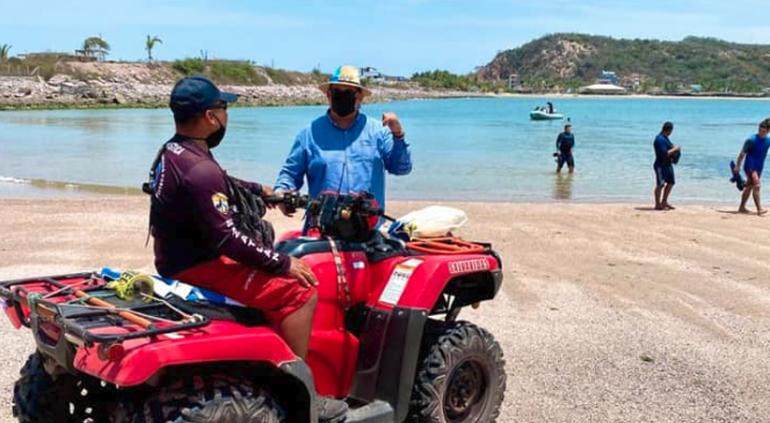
[275, 65, 412, 215]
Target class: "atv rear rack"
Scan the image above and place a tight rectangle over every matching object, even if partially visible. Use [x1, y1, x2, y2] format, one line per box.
[0, 272, 210, 346]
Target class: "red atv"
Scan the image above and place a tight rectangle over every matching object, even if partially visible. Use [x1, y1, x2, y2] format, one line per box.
[0, 192, 506, 422]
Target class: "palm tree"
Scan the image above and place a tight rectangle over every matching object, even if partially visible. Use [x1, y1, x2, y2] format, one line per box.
[145, 35, 162, 62]
[81, 36, 110, 61]
[0, 44, 11, 63]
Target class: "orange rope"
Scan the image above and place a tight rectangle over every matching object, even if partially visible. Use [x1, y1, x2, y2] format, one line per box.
[406, 237, 486, 255]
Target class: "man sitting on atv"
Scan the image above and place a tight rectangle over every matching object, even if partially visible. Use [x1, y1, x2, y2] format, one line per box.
[145, 76, 347, 420]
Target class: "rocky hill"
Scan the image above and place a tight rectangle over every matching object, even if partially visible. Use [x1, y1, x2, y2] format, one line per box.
[476, 33, 770, 93]
[1, 59, 479, 109]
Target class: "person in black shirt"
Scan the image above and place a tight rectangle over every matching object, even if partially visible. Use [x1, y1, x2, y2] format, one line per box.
[555, 123, 575, 173]
[147, 76, 348, 420]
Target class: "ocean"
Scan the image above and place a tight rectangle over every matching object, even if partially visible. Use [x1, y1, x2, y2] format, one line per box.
[0, 97, 768, 203]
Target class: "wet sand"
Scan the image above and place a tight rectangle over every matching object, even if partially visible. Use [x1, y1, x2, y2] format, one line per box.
[0, 196, 768, 422]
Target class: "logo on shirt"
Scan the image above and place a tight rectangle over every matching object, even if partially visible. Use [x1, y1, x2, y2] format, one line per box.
[166, 142, 185, 155]
[211, 193, 230, 215]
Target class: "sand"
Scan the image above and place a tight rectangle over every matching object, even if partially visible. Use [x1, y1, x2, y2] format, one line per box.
[0, 196, 768, 422]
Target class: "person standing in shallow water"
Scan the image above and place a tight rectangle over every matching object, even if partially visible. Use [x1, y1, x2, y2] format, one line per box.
[555, 123, 575, 173]
[735, 119, 770, 216]
[653, 121, 681, 210]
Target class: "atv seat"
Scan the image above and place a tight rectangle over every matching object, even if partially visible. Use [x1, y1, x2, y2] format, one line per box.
[101, 268, 268, 326]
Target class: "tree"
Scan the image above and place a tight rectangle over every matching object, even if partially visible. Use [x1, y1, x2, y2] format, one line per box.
[145, 35, 162, 61]
[81, 36, 110, 61]
[0, 44, 11, 63]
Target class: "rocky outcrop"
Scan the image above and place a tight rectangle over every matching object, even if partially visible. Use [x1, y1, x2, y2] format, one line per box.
[0, 75, 479, 110]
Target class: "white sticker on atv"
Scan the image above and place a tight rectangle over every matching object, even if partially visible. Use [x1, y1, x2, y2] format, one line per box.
[380, 259, 423, 305]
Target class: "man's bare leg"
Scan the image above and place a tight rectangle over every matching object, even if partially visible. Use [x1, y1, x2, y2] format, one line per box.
[662, 184, 675, 210]
[752, 186, 766, 216]
[738, 185, 752, 213]
[654, 185, 664, 210]
[280, 292, 318, 359]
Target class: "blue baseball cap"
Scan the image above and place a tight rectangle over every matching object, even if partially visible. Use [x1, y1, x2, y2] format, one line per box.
[169, 76, 238, 118]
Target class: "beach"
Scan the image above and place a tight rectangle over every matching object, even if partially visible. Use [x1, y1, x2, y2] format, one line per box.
[0, 196, 768, 422]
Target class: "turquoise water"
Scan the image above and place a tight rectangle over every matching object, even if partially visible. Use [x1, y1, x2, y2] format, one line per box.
[0, 97, 768, 202]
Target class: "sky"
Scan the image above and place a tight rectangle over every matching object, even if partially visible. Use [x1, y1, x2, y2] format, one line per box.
[1, 0, 769, 76]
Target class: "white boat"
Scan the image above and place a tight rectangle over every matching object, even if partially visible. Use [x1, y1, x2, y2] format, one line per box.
[529, 110, 564, 120]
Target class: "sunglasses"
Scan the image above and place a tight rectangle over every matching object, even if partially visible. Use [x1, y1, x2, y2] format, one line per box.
[210, 102, 228, 111]
[330, 87, 361, 95]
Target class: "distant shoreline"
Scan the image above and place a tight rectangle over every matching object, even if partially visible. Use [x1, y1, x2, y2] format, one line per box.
[498, 92, 770, 101]
[0, 75, 490, 111]
[2, 74, 767, 112]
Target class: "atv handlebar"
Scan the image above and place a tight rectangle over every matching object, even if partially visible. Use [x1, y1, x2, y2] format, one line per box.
[262, 192, 310, 214]
[262, 192, 385, 220]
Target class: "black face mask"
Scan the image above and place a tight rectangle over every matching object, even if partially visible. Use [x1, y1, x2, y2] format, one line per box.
[330, 89, 358, 117]
[206, 115, 226, 149]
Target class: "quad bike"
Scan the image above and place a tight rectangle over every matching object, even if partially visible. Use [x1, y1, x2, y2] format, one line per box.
[0, 192, 506, 422]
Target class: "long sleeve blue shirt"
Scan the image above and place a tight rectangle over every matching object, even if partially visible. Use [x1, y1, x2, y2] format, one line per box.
[274, 112, 412, 209]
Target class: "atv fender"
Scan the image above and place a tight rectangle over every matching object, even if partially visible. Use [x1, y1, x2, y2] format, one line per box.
[71, 321, 297, 387]
[371, 253, 502, 311]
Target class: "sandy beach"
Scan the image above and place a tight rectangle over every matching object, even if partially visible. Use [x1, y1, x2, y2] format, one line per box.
[0, 196, 769, 422]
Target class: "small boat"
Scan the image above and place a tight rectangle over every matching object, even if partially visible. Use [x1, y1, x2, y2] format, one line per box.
[530, 110, 564, 120]
[530, 102, 564, 120]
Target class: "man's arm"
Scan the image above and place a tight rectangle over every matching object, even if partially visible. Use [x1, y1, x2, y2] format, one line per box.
[229, 177, 263, 196]
[379, 129, 412, 175]
[735, 139, 753, 171]
[274, 134, 308, 192]
[556, 133, 563, 151]
[381, 113, 412, 175]
[667, 144, 681, 156]
[186, 161, 290, 275]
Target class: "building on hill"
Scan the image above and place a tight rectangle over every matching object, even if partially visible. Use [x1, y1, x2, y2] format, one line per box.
[361, 66, 384, 82]
[507, 73, 521, 89]
[598, 70, 619, 85]
[579, 82, 627, 95]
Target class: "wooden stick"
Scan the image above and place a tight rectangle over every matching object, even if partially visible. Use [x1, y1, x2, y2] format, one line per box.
[72, 288, 153, 328]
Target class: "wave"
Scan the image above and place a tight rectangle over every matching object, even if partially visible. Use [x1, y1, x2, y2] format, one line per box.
[0, 176, 31, 184]
[0, 176, 142, 195]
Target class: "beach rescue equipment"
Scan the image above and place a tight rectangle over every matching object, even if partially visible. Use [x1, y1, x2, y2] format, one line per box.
[390, 206, 468, 239]
[406, 237, 487, 255]
[106, 271, 155, 302]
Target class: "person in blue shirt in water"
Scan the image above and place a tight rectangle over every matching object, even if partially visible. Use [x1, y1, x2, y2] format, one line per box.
[734, 119, 770, 215]
[274, 65, 412, 216]
[653, 121, 681, 210]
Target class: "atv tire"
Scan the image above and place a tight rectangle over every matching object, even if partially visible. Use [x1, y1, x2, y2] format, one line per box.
[13, 353, 75, 422]
[410, 321, 506, 423]
[115, 373, 285, 422]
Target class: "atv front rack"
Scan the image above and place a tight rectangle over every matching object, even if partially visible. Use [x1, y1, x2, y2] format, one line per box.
[0, 272, 210, 346]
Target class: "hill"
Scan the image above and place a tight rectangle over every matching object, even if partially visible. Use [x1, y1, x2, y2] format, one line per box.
[476, 33, 770, 93]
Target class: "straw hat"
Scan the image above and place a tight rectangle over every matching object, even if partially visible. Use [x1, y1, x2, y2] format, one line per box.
[319, 65, 372, 96]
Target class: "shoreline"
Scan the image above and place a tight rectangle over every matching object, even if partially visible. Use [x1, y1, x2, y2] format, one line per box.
[0, 181, 741, 207]
[0, 176, 743, 207]
[2, 75, 767, 112]
[0, 75, 490, 111]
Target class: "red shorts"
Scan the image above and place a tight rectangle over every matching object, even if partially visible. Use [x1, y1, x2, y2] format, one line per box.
[174, 256, 315, 324]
